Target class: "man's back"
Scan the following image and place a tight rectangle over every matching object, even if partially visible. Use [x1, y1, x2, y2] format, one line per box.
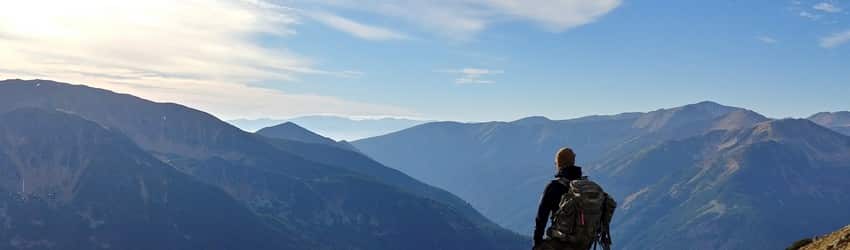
[534, 148, 616, 250]
[533, 166, 582, 248]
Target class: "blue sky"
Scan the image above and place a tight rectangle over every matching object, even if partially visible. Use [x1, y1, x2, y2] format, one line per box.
[1, 0, 848, 121]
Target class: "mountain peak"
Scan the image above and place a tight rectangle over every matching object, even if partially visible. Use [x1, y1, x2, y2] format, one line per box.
[691, 100, 724, 107]
[511, 116, 552, 125]
[256, 121, 338, 146]
[633, 101, 743, 131]
[679, 101, 736, 114]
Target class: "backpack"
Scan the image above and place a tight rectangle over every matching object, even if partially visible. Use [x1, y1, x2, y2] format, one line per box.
[547, 177, 617, 250]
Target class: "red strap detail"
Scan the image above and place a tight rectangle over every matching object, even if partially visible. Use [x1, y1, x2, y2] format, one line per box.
[580, 211, 585, 225]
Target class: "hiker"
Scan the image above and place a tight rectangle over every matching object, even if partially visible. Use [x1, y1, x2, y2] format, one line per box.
[533, 148, 617, 250]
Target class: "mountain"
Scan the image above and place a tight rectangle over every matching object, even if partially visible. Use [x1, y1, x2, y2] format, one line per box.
[809, 111, 850, 136]
[258, 136, 498, 228]
[0, 108, 299, 249]
[255, 121, 340, 146]
[230, 115, 428, 140]
[257, 122, 338, 145]
[256, 122, 360, 152]
[0, 79, 526, 250]
[607, 119, 850, 249]
[354, 101, 768, 233]
[255, 119, 502, 228]
[355, 101, 850, 249]
[226, 118, 289, 132]
[791, 224, 850, 250]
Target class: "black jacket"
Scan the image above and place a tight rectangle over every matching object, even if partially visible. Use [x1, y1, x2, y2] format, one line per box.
[533, 166, 583, 245]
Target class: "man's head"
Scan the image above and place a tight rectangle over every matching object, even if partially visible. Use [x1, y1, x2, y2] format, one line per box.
[555, 147, 576, 169]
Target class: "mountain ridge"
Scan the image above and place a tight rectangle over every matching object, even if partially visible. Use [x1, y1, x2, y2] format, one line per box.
[808, 111, 850, 136]
[353, 101, 849, 250]
[608, 118, 850, 249]
[0, 79, 527, 250]
[0, 108, 302, 249]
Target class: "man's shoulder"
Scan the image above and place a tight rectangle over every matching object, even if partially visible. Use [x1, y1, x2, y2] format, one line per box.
[547, 178, 570, 190]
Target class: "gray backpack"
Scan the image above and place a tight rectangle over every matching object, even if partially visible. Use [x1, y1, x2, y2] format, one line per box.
[547, 177, 617, 250]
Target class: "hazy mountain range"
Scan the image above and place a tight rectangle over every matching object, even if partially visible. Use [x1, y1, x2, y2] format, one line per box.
[0, 79, 525, 250]
[228, 116, 428, 141]
[3, 78, 847, 250]
[353, 101, 850, 249]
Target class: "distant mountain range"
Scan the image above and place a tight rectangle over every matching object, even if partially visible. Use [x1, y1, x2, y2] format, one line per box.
[353, 101, 850, 249]
[0, 79, 525, 250]
[5, 78, 847, 250]
[229, 116, 428, 140]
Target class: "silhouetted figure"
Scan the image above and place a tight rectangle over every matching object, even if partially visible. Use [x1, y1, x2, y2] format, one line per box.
[533, 148, 616, 250]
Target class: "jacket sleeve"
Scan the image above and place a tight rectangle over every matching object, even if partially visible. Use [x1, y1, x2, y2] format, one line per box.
[533, 181, 559, 244]
[601, 192, 617, 247]
[603, 193, 617, 225]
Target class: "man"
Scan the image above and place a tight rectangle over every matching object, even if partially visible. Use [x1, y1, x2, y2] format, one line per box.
[533, 148, 615, 250]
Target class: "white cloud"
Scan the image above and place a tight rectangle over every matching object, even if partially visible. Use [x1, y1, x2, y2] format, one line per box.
[482, 0, 622, 31]
[800, 11, 821, 19]
[757, 36, 778, 44]
[300, 0, 621, 40]
[439, 68, 503, 84]
[820, 29, 850, 48]
[813, 2, 842, 13]
[306, 11, 408, 41]
[455, 78, 495, 84]
[0, 0, 411, 119]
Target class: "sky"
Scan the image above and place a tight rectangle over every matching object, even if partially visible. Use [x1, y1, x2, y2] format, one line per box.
[0, 0, 848, 122]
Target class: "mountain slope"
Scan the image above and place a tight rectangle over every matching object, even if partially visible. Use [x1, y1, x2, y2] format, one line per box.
[795, 224, 850, 250]
[354, 101, 767, 233]
[0, 79, 526, 250]
[0, 108, 300, 249]
[809, 111, 850, 136]
[609, 119, 850, 249]
[260, 136, 500, 228]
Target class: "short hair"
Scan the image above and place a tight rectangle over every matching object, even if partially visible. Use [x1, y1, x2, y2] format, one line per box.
[556, 147, 576, 168]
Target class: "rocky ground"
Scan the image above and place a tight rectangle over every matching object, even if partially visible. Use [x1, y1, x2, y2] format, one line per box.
[791, 224, 850, 250]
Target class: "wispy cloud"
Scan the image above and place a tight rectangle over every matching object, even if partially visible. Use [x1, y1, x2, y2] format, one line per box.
[306, 11, 409, 41]
[799, 11, 821, 19]
[820, 29, 850, 48]
[439, 68, 503, 84]
[813, 2, 842, 13]
[298, 0, 621, 40]
[757, 36, 778, 44]
[0, 0, 411, 119]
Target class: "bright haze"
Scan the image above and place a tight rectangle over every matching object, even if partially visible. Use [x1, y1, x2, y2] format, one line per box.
[0, 0, 848, 122]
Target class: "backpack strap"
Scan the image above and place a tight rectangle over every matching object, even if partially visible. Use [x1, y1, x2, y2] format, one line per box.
[554, 177, 571, 188]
